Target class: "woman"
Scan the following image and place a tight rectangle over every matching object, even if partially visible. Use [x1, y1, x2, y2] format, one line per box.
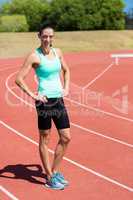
[15, 25, 71, 190]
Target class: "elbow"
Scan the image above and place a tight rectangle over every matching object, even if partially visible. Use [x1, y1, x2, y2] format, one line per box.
[66, 68, 70, 74]
[15, 76, 21, 87]
[64, 68, 70, 74]
[15, 80, 19, 87]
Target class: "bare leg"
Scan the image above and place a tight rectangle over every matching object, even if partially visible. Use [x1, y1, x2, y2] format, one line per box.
[39, 129, 52, 180]
[51, 128, 71, 173]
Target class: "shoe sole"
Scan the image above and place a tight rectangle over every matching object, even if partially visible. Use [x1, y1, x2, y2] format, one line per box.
[45, 183, 64, 190]
[63, 183, 69, 187]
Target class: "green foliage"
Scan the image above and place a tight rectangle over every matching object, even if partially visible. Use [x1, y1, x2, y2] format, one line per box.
[0, 2, 11, 15]
[48, 0, 85, 31]
[0, 0, 125, 31]
[47, 0, 125, 30]
[23, 0, 50, 31]
[101, 0, 125, 29]
[0, 15, 29, 32]
[0, 0, 50, 31]
[80, 0, 125, 30]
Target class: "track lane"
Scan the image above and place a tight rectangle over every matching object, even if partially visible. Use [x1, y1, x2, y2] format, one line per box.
[0, 124, 133, 200]
[0, 66, 132, 193]
[1, 54, 133, 199]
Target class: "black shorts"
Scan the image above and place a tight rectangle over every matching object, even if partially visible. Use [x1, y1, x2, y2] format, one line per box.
[35, 97, 70, 130]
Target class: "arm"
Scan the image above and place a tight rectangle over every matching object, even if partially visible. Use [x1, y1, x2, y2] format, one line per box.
[15, 53, 47, 102]
[57, 48, 70, 96]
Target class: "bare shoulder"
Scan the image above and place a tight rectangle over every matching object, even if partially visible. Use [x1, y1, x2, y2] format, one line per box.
[55, 48, 68, 68]
[55, 48, 63, 58]
[25, 50, 40, 64]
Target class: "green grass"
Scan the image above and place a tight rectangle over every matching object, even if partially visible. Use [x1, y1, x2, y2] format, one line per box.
[0, 30, 133, 58]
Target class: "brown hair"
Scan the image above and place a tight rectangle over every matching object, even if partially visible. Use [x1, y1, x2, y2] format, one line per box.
[38, 24, 54, 36]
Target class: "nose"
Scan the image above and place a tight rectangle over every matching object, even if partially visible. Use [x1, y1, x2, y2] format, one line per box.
[47, 36, 51, 42]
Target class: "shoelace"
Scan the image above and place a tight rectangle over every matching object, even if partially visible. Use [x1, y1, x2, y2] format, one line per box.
[56, 172, 64, 179]
[50, 177, 58, 185]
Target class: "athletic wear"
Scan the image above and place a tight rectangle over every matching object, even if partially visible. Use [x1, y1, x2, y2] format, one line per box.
[35, 47, 63, 98]
[35, 47, 70, 130]
[54, 172, 69, 186]
[35, 97, 70, 130]
[45, 175, 64, 190]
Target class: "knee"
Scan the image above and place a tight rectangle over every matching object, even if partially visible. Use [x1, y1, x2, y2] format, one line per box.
[65, 134, 71, 144]
[39, 129, 51, 146]
[62, 137, 71, 145]
[59, 130, 71, 144]
[65, 136, 71, 144]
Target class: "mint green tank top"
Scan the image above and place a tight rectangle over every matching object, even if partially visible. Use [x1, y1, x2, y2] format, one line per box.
[35, 47, 63, 98]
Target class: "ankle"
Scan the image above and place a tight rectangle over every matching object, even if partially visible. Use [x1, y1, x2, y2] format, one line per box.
[52, 169, 58, 175]
[46, 172, 53, 181]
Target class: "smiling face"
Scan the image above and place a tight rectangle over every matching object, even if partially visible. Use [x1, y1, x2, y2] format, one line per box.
[38, 27, 54, 48]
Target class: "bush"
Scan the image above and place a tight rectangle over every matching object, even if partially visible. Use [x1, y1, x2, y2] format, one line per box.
[0, 0, 51, 31]
[46, 0, 125, 31]
[48, 0, 86, 31]
[0, 0, 125, 31]
[0, 15, 29, 32]
[101, 0, 125, 30]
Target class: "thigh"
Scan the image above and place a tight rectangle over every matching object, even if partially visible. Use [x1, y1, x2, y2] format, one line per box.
[52, 98, 70, 130]
[35, 100, 52, 130]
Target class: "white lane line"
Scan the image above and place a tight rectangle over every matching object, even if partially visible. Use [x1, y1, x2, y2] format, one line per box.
[0, 120, 133, 192]
[82, 62, 114, 89]
[71, 123, 133, 148]
[6, 68, 133, 123]
[5, 71, 133, 148]
[65, 96, 133, 123]
[0, 185, 19, 200]
[76, 57, 133, 122]
[6, 70, 34, 107]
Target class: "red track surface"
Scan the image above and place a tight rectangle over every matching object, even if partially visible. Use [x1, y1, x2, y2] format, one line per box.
[0, 51, 133, 200]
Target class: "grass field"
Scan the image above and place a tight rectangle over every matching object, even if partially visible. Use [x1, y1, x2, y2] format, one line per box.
[0, 30, 133, 58]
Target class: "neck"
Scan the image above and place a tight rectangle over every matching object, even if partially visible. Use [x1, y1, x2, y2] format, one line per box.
[41, 45, 51, 55]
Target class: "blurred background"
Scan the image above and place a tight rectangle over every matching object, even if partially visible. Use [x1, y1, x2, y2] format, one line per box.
[0, 0, 133, 31]
[0, 0, 132, 58]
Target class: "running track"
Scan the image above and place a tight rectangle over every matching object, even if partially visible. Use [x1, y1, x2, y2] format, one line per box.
[0, 51, 133, 200]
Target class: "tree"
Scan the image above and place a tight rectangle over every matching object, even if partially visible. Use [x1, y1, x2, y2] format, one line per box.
[48, 0, 125, 30]
[100, 0, 125, 29]
[80, 0, 125, 30]
[0, 0, 125, 31]
[0, 0, 50, 31]
[48, 0, 86, 31]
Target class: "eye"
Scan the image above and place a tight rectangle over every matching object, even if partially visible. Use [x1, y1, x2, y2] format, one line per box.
[50, 35, 54, 38]
[42, 35, 47, 39]
[41, 35, 54, 39]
